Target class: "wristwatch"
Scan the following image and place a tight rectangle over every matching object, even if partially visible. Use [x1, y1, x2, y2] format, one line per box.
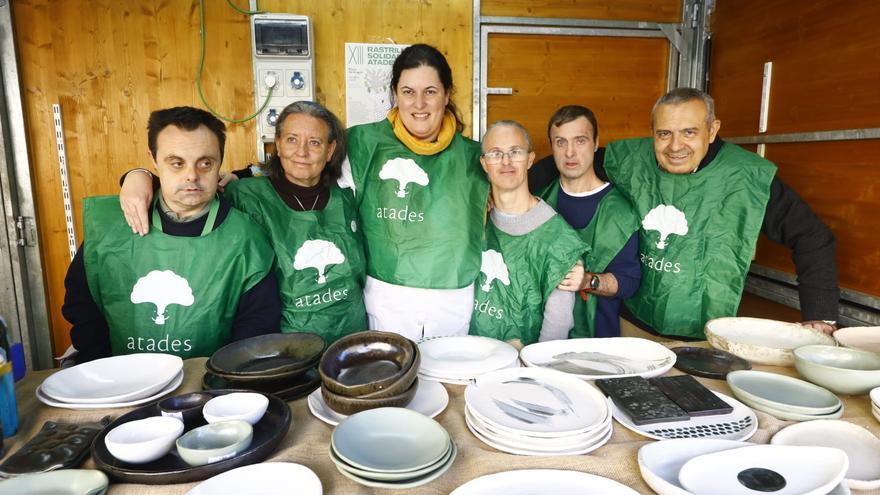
[589, 274, 600, 291]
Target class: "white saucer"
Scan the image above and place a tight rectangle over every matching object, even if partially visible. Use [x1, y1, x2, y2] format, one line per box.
[307, 378, 448, 426]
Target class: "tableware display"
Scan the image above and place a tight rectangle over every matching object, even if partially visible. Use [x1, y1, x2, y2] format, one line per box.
[0, 469, 109, 495]
[40, 353, 183, 404]
[0, 418, 110, 476]
[520, 337, 676, 379]
[159, 392, 212, 427]
[186, 462, 322, 495]
[705, 317, 835, 366]
[671, 346, 751, 379]
[36, 371, 184, 410]
[772, 420, 880, 490]
[319, 331, 419, 397]
[207, 332, 325, 378]
[727, 370, 842, 418]
[833, 326, 880, 354]
[638, 438, 750, 495]
[176, 420, 253, 467]
[202, 368, 320, 401]
[202, 392, 269, 425]
[450, 469, 640, 495]
[104, 416, 184, 464]
[418, 335, 519, 382]
[91, 389, 290, 484]
[307, 377, 448, 426]
[677, 444, 848, 495]
[794, 344, 880, 395]
[610, 390, 757, 441]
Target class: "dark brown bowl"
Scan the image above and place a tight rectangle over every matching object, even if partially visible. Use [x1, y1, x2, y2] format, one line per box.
[321, 377, 419, 416]
[207, 333, 325, 379]
[357, 344, 420, 399]
[319, 331, 417, 397]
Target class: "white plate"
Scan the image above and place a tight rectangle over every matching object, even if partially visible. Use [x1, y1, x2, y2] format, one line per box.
[465, 409, 612, 456]
[611, 390, 758, 441]
[41, 353, 182, 403]
[330, 438, 454, 481]
[186, 462, 322, 495]
[419, 335, 518, 377]
[450, 469, 640, 495]
[465, 367, 608, 436]
[334, 440, 457, 489]
[36, 371, 183, 410]
[735, 394, 843, 422]
[834, 326, 880, 354]
[419, 358, 520, 384]
[678, 444, 848, 495]
[727, 370, 841, 415]
[331, 407, 450, 473]
[307, 378, 449, 426]
[772, 420, 880, 490]
[520, 338, 676, 380]
[0, 469, 108, 495]
[705, 317, 835, 366]
[638, 439, 750, 495]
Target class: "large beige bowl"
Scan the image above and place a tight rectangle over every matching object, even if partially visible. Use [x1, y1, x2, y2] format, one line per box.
[834, 327, 880, 354]
[794, 345, 880, 395]
[705, 317, 835, 367]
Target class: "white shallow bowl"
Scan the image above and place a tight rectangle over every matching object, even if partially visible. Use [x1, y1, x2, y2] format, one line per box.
[203, 392, 269, 425]
[678, 444, 848, 495]
[638, 439, 749, 495]
[333, 441, 457, 490]
[419, 335, 519, 378]
[736, 395, 843, 422]
[36, 370, 183, 410]
[104, 416, 184, 464]
[519, 337, 676, 379]
[727, 370, 841, 413]
[705, 317, 835, 366]
[307, 377, 449, 426]
[41, 353, 183, 403]
[794, 345, 880, 395]
[186, 462, 322, 495]
[772, 420, 880, 490]
[834, 326, 880, 354]
[450, 469, 639, 495]
[0, 469, 109, 495]
[330, 438, 454, 481]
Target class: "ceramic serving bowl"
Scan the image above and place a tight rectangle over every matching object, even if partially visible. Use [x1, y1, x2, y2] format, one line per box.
[705, 317, 835, 366]
[104, 416, 184, 464]
[319, 331, 418, 397]
[321, 377, 419, 415]
[794, 345, 880, 395]
[207, 333, 324, 380]
[158, 392, 212, 428]
[726, 370, 842, 415]
[176, 420, 253, 467]
[834, 327, 880, 354]
[202, 392, 269, 426]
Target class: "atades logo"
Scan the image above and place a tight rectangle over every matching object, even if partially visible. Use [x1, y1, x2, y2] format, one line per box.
[129, 269, 195, 352]
[474, 249, 509, 320]
[376, 157, 427, 222]
[293, 239, 350, 308]
[640, 204, 687, 274]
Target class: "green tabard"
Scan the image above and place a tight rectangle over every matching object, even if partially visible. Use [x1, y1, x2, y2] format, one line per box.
[224, 178, 367, 343]
[603, 138, 776, 339]
[470, 214, 588, 345]
[540, 181, 640, 338]
[346, 120, 490, 289]
[83, 195, 274, 358]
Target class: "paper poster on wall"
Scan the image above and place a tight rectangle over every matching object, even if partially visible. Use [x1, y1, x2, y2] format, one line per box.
[345, 43, 409, 127]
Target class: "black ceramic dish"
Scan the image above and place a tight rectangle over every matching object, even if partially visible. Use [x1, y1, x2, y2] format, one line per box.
[672, 346, 752, 379]
[0, 417, 110, 476]
[202, 368, 321, 402]
[207, 333, 325, 377]
[91, 389, 291, 484]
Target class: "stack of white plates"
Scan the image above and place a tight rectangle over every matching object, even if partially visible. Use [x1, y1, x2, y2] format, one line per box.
[330, 407, 456, 489]
[37, 354, 183, 409]
[727, 370, 843, 421]
[418, 336, 519, 384]
[463, 367, 611, 455]
[520, 337, 676, 379]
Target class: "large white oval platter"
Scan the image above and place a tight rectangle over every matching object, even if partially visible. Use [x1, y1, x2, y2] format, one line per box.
[705, 317, 835, 366]
[450, 469, 639, 495]
[520, 337, 675, 379]
[306, 378, 449, 426]
[36, 371, 183, 410]
[726, 370, 840, 414]
[638, 439, 750, 495]
[186, 462, 322, 495]
[41, 353, 183, 403]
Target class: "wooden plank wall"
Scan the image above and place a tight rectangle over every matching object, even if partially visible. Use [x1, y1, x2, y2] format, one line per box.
[709, 0, 880, 298]
[12, 0, 473, 357]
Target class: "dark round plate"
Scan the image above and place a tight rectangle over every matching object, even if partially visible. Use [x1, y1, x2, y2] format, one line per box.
[207, 333, 325, 377]
[672, 346, 752, 379]
[202, 368, 320, 402]
[91, 389, 291, 484]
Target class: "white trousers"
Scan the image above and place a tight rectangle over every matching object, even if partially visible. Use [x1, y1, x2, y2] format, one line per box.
[363, 276, 474, 341]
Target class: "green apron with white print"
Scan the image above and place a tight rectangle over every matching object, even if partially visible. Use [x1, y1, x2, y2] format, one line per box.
[469, 214, 588, 345]
[83, 195, 274, 358]
[539, 181, 639, 338]
[603, 138, 776, 339]
[346, 120, 490, 289]
[224, 178, 367, 344]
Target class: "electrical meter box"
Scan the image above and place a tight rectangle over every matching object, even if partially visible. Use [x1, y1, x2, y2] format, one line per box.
[251, 14, 315, 159]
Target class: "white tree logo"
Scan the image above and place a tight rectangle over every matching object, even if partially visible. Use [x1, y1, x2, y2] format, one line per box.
[642, 204, 689, 249]
[378, 158, 429, 198]
[293, 239, 345, 284]
[480, 249, 510, 292]
[130, 270, 195, 325]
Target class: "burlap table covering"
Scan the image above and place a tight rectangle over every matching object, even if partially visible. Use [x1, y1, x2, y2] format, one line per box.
[5, 341, 880, 494]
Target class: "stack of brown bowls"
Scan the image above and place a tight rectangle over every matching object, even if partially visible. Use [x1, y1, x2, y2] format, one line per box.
[203, 333, 325, 401]
[318, 331, 421, 415]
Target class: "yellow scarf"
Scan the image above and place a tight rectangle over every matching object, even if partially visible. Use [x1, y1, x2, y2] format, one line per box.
[388, 107, 456, 156]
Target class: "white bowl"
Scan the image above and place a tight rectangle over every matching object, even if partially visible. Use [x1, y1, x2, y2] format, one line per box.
[834, 326, 880, 354]
[705, 317, 835, 366]
[104, 416, 184, 464]
[638, 439, 749, 495]
[186, 462, 322, 495]
[794, 345, 880, 395]
[176, 420, 253, 466]
[203, 392, 269, 425]
[726, 370, 841, 415]
[41, 353, 183, 403]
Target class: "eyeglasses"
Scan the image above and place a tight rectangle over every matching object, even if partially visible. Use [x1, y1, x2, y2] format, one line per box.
[482, 148, 529, 164]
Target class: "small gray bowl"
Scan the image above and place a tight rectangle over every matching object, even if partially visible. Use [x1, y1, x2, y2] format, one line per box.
[175, 420, 253, 467]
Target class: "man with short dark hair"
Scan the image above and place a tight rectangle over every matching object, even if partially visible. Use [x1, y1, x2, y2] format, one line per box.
[63, 106, 280, 362]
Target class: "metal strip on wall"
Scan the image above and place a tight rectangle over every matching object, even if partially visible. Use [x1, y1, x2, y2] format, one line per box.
[727, 127, 880, 145]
